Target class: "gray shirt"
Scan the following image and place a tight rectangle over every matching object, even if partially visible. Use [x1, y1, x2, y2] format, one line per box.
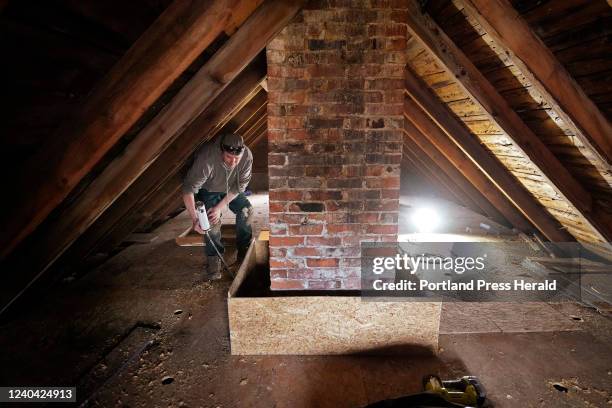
[182, 135, 253, 195]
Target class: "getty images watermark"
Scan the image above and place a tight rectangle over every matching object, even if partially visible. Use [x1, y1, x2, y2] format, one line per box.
[360, 242, 587, 301]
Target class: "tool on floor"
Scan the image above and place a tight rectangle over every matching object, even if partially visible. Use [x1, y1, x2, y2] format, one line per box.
[196, 202, 231, 274]
[423, 375, 486, 407]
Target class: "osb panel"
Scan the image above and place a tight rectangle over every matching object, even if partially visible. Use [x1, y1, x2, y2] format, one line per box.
[229, 297, 441, 355]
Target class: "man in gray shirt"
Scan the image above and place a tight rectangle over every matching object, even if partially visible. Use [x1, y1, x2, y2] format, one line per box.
[182, 133, 254, 280]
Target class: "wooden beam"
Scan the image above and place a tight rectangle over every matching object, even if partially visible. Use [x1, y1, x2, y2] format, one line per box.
[0, 1, 302, 315]
[404, 97, 534, 235]
[0, 0, 260, 259]
[63, 58, 267, 264]
[90, 71, 267, 259]
[403, 121, 511, 228]
[403, 142, 477, 210]
[45, 0, 299, 267]
[404, 4, 609, 241]
[404, 89, 576, 242]
[460, 0, 612, 167]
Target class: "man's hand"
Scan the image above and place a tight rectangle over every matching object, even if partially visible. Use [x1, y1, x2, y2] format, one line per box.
[192, 218, 205, 235]
[207, 205, 222, 225]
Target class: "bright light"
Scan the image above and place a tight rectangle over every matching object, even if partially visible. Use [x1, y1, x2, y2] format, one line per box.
[411, 207, 441, 233]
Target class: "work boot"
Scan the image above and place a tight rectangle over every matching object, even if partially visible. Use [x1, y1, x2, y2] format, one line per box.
[205, 256, 222, 281]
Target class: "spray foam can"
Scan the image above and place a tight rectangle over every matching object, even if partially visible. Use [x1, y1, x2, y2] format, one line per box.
[196, 202, 211, 231]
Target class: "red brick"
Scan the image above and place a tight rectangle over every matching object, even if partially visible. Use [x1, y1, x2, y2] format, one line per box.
[307, 280, 338, 290]
[294, 247, 321, 256]
[307, 236, 342, 246]
[327, 224, 362, 234]
[381, 189, 400, 199]
[267, 4, 403, 290]
[289, 224, 324, 236]
[305, 190, 343, 200]
[270, 259, 301, 269]
[365, 176, 400, 188]
[269, 202, 286, 213]
[307, 258, 339, 267]
[268, 153, 287, 165]
[269, 236, 305, 247]
[365, 165, 386, 176]
[347, 212, 379, 223]
[364, 199, 398, 211]
[269, 190, 303, 201]
[290, 268, 322, 280]
[362, 247, 397, 257]
[270, 269, 288, 279]
[270, 248, 287, 257]
[366, 225, 398, 234]
[270, 279, 307, 290]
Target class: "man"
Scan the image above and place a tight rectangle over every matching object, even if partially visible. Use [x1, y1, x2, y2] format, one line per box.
[182, 133, 254, 280]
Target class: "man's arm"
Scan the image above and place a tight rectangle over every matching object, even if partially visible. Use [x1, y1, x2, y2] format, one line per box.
[182, 149, 211, 234]
[182, 192, 204, 234]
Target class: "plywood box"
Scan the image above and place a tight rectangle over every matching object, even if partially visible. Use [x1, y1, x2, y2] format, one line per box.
[227, 240, 441, 355]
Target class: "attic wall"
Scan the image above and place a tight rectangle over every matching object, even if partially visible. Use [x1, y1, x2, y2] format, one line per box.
[0, 0, 170, 181]
[419, 0, 612, 243]
[266, 1, 407, 290]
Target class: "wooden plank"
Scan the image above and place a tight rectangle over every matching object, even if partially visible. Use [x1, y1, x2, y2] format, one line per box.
[408, 2, 594, 210]
[403, 122, 512, 227]
[0, 0, 258, 259]
[228, 242, 441, 355]
[49, 1, 298, 262]
[0, 1, 302, 316]
[405, 3, 610, 242]
[84, 60, 265, 258]
[404, 73, 575, 242]
[229, 296, 441, 355]
[404, 100, 533, 233]
[462, 0, 612, 167]
[403, 145, 474, 209]
[404, 133, 479, 210]
[175, 225, 236, 247]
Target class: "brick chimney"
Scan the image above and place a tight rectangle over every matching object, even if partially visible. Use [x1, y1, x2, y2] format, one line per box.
[267, 1, 407, 290]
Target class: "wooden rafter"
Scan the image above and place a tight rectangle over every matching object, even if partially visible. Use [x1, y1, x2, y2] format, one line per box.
[42, 0, 299, 268]
[403, 140, 479, 210]
[403, 121, 511, 227]
[404, 80, 575, 242]
[0, 0, 260, 259]
[404, 2, 610, 242]
[459, 0, 612, 167]
[65, 59, 267, 265]
[404, 97, 535, 235]
[0, 1, 302, 316]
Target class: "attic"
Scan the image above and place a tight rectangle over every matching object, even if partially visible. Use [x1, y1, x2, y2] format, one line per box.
[0, 0, 611, 406]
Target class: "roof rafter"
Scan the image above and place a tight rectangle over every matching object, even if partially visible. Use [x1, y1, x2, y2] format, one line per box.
[0, 0, 302, 316]
[0, 0, 260, 259]
[64, 58, 267, 266]
[404, 69, 575, 242]
[404, 2, 610, 242]
[403, 121, 511, 227]
[403, 139, 484, 212]
[458, 0, 612, 168]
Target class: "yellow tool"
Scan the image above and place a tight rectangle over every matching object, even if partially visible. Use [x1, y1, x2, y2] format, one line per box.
[423, 375, 486, 407]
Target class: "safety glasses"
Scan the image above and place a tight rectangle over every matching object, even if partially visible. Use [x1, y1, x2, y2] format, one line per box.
[221, 144, 244, 156]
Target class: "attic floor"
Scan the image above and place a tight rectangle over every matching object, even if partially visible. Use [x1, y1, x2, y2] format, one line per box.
[1, 194, 611, 407]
